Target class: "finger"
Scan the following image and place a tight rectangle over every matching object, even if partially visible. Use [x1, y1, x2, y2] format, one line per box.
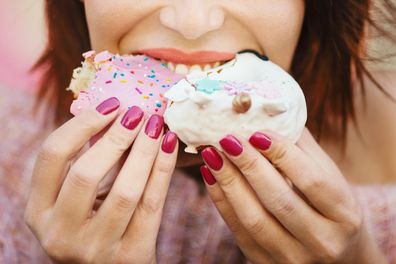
[216, 135, 340, 255]
[28, 97, 120, 212]
[249, 131, 357, 221]
[201, 147, 308, 263]
[201, 166, 274, 264]
[297, 128, 341, 176]
[55, 106, 145, 226]
[121, 131, 178, 248]
[93, 115, 167, 243]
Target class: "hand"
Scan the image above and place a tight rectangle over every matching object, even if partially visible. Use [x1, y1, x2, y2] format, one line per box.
[200, 128, 383, 263]
[25, 98, 179, 264]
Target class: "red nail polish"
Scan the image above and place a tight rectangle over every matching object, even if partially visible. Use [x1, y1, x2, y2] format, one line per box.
[249, 132, 272, 150]
[145, 115, 164, 139]
[96, 97, 120, 115]
[200, 165, 217, 185]
[220, 135, 243, 156]
[201, 147, 223, 171]
[121, 106, 144, 130]
[162, 132, 178, 153]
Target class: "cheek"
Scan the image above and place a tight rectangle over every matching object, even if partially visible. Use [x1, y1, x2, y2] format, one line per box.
[246, 0, 305, 70]
[84, 0, 143, 52]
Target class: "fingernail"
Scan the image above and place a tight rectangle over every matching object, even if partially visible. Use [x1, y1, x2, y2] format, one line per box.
[201, 147, 223, 171]
[145, 114, 164, 139]
[249, 132, 272, 150]
[96, 97, 120, 115]
[220, 135, 243, 156]
[162, 131, 178, 153]
[121, 106, 144, 130]
[200, 165, 216, 185]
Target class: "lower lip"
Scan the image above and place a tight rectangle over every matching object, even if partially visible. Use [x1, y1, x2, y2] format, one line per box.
[135, 48, 235, 65]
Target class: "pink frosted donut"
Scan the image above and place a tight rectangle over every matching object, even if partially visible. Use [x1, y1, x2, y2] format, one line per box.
[69, 50, 183, 116]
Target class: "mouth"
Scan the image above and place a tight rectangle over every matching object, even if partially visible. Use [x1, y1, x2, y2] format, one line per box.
[132, 48, 236, 75]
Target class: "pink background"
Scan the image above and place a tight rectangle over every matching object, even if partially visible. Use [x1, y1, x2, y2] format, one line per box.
[0, 0, 46, 93]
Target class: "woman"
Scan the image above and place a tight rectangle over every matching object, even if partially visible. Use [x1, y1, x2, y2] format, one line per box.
[1, 0, 395, 263]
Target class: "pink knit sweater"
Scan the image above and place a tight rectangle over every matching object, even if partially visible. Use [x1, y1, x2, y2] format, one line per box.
[1, 86, 395, 263]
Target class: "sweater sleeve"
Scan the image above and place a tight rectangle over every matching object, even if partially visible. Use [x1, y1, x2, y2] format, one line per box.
[0, 85, 53, 263]
[351, 184, 396, 263]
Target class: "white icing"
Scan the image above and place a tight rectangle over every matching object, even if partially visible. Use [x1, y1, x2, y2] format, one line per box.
[164, 53, 307, 153]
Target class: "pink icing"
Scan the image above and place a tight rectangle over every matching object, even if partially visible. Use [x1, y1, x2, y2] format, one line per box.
[70, 51, 184, 116]
[221, 80, 282, 99]
[247, 80, 282, 99]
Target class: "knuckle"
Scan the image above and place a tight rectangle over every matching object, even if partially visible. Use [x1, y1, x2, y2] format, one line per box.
[243, 215, 265, 235]
[139, 144, 158, 160]
[102, 131, 131, 153]
[79, 111, 103, 130]
[301, 175, 328, 194]
[268, 190, 297, 217]
[268, 242, 310, 264]
[38, 137, 67, 162]
[210, 191, 227, 205]
[139, 193, 163, 214]
[226, 217, 243, 234]
[219, 172, 241, 191]
[154, 159, 175, 175]
[270, 141, 293, 167]
[42, 232, 70, 261]
[343, 212, 363, 235]
[68, 167, 97, 190]
[79, 246, 98, 264]
[113, 191, 139, 210]
[313, 236, 345, 263]
[318, 244, 344, 263]
[238, 155, 261, 175]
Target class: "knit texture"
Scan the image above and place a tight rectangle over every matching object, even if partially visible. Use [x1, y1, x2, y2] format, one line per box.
[0, 86, 395, 263]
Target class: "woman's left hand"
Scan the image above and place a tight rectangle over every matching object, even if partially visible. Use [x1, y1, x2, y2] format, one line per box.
[200, 128, 383, 264]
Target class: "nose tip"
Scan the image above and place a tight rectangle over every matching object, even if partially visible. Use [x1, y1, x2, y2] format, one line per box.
[160, 5, 225, 40]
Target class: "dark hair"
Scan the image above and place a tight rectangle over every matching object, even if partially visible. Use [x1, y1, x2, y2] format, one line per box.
[35, 0, 396, 143]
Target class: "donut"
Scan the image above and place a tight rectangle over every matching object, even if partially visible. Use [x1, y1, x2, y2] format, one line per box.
[163, 51, 307, 153]
[68, 50, 307, 154]
[68, 50, 184, 116]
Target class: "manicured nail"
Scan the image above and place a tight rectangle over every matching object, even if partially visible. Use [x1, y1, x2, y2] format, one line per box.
[201, 147, 223, 171]
[96, 97, 120, 115]
[162, 131, 178, 153]
[220, 135, 243, 156]
[200, 165, 217, 185]
[121, 106, 144, 130]
[145, 114, 164, 139]
[249, 132, 272, 150]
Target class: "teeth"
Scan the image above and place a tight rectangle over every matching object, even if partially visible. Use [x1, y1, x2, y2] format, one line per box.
[165, 61, 225, 74]
[167, 62, 175, 71]
[175, 64, 189, 75]
[204, 64, 212, 71]
[189, 65, 202, 73]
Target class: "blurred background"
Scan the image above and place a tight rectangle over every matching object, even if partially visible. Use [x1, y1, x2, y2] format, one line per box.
[0, 0, 45, 93]
[0, 0, 395, 95]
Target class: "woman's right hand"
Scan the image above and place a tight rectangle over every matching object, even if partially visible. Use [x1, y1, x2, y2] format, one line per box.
[24, 97, 179, 264]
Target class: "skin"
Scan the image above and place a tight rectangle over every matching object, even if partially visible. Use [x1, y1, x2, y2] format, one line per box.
[25, 0, 390, 263]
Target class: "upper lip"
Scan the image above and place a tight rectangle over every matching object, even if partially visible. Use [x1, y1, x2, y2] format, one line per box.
[133, 48, 236, 65]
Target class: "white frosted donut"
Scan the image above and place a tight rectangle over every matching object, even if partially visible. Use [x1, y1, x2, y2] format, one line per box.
[163, 52, 307, 154]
